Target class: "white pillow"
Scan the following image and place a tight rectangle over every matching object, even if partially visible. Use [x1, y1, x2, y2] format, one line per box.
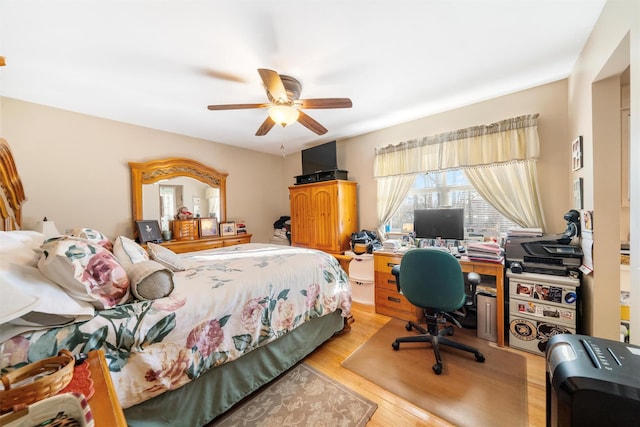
[38, 237, 130, 309]
[146, 242, 186, 272]
[0, 231, 45, 267]
[0, 263, 95, 342]
[113, 236, 149, 268]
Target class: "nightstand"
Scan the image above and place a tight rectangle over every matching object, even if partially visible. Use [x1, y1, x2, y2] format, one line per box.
[86, 350, 127, 427]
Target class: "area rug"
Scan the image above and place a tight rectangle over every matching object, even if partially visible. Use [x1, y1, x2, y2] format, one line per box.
[342, 318, 528, 427]
[211, 363, 377, 427]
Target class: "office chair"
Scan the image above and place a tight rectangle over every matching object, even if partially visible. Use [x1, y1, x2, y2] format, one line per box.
[391, 248, 485, 375]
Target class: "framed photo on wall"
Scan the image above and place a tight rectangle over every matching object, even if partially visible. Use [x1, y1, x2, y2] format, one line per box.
[136, 220, 163, 243]
[199, 217, 219, 237]
[573, 178, 583, 209]
[571, 136, 583, 171]
[220, 222, 236, 236]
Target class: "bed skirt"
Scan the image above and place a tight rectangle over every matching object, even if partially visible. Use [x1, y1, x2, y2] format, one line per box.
[124, 310, 345, 426]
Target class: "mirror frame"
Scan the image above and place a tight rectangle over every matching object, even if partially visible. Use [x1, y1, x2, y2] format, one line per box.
[130, 157, 227, 230]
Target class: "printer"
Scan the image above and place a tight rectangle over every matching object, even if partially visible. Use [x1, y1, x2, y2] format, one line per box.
[505, 235, 583, 276]
[506, 210, 583, 276]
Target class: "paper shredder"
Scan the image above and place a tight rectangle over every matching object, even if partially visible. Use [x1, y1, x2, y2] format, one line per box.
[545, 333, 640, 426]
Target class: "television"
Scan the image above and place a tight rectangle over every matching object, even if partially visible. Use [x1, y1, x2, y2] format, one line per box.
[302, 141, 338, 175]
[413, 208, 465, 241]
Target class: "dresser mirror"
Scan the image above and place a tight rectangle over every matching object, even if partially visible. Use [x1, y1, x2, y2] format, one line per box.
[130, 157, 227, 235]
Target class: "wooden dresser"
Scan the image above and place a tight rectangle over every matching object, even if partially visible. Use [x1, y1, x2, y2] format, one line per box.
[289, 180, 358, 255]
[159, 234, 252, 254]
[373, 250, 506, 347]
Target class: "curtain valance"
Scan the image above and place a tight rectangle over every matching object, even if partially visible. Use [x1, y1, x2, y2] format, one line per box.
[374, 114, 540, 177]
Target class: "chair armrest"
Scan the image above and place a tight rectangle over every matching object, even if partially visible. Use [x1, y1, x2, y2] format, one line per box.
[391, 264, 401, 293]
[467, 271, 481, 294]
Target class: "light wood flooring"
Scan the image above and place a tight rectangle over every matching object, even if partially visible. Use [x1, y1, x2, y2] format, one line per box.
[304, 302, 547, 426]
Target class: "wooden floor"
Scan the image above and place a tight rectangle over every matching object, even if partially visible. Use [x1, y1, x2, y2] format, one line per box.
[304, 302, 547, 426]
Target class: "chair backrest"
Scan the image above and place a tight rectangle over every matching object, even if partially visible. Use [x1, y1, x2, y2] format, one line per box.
[398, 248, 466, 312]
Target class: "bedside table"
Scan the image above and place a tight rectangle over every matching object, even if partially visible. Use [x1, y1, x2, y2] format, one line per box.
[86, 350, 127, 427]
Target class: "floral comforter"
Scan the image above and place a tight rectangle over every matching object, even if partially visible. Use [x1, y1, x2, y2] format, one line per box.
[0, 244, 352, 408]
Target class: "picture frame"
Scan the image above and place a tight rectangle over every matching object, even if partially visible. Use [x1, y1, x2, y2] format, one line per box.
[220, 222, 236, 236]
[199, 217, 219, 237]
[573, 178, 583, 209]
[135, 220, 163, 243]
[583, 210, 593, 232]
[571, 136, 583, 171]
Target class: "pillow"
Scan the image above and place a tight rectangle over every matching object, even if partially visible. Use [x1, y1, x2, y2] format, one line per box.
[38, 238, 130, 309]
[113, 236, 149, 268]
[0, 263, 95, 342]
[69, 227, 113, 251]
[126, 260, 175, 300]
[0, 231, 45, 267]
[146, 242, 186, 272]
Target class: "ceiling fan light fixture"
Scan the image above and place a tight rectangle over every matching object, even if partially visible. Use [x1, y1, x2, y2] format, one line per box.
[269, 105, 299, 127]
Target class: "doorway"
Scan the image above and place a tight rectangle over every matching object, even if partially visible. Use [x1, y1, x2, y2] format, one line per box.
[159, 185, 183, 231]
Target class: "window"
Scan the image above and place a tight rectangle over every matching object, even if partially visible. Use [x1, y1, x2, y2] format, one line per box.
[388, 170, 517, 239]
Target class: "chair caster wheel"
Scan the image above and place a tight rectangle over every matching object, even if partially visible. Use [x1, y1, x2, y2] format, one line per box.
[475, 353, 485, 363]
[432, 364, 442, 375]
[405, 323, 412, 331]
[392, 341, 400, 350]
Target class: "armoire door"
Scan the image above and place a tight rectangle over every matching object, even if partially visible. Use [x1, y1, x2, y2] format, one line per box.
[311, 185, 338, 252]
[289, 187, 314, 247]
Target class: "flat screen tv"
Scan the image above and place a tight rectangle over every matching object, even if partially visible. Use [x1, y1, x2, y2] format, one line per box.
[302, 141, 337, 175]
[414, 208, 465, 240]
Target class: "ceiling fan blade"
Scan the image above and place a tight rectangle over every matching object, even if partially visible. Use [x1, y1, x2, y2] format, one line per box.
[297, 110, 328, 135]
[255, 116, 276, 136]
[299, 98, 353, 109]
[207, 103, 269, 110]
[258, 68, 288, 103]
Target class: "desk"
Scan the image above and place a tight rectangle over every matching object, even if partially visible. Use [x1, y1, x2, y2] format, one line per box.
[373, 251, 505, 347]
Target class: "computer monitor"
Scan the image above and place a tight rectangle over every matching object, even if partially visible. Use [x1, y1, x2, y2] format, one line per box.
[413, 208, 465, 240]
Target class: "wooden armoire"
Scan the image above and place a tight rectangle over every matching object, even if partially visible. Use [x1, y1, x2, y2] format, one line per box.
[288, 180, 358, 255]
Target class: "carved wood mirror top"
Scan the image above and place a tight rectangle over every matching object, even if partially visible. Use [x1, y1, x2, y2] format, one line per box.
[129, 157, 227, 229]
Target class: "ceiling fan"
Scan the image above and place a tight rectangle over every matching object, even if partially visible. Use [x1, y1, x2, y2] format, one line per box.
[207, 68, 352, 136]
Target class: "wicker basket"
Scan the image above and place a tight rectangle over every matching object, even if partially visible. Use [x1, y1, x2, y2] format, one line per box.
[0, 350, 75, 413]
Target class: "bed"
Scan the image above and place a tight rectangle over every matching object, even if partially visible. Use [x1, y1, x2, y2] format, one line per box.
[0, 138, 352, 426]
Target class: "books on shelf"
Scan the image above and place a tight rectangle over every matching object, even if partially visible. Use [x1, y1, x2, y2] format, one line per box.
[235, 221, 247, 235]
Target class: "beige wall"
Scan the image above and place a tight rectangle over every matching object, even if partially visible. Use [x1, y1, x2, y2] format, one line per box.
[568, 0, 639, 343]
[0, 97, 286, 243]
[286, 80, 571, 236]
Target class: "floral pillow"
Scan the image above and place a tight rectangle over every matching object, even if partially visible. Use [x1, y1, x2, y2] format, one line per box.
[69, 228, 113, 252]
[113, 236, 149, 268]
[37, 237, 130, 309]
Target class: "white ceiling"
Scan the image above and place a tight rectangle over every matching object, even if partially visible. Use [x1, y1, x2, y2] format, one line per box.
[0, 0, 606, 156]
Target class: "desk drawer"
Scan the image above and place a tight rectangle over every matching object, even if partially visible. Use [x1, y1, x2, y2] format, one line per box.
[470, 264, 501, 276]
[374, 254, 402, 274]
[375, 287, 422, 321]
[375, 272, 398, 292]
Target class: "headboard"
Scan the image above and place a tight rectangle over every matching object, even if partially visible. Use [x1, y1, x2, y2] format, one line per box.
[0, 138, 26, 231]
